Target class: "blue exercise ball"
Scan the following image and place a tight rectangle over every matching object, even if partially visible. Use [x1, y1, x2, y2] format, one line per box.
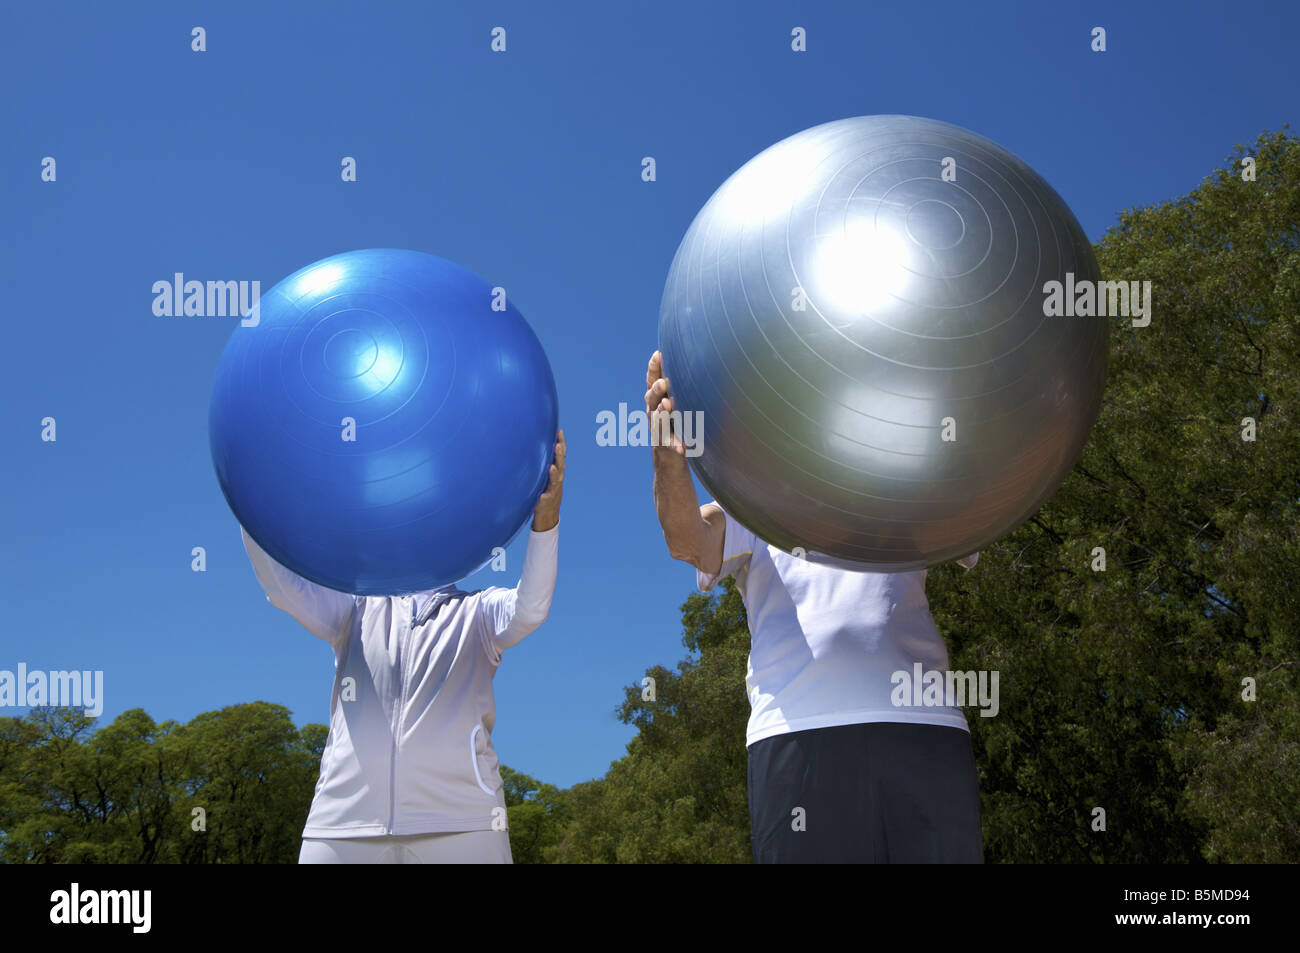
[659, 115, 1109, 570]
[209, 248, 557, 595]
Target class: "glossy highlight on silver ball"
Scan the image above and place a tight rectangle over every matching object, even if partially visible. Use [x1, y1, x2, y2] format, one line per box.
[659, 115, 1109, 570]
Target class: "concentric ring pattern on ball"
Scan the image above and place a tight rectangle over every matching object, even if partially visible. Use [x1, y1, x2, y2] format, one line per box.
[209, 248, 558, 595]
[659, 115, 1109, 570]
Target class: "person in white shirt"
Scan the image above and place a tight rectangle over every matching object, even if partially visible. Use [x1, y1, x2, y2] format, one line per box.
[645, 352, 983, 863]
[242, 431, 565, 864]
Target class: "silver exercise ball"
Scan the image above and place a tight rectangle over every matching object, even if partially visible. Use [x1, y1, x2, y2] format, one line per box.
[658, 115, 1109, 570]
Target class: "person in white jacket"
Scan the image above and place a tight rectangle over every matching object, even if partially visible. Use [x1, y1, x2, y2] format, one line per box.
[242, 431, 565, 864]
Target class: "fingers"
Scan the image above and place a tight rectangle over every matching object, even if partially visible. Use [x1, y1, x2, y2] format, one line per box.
[644, 377, 671, 414]
[532, 431, 565, 532]
[645, 350, 663, 388]
[552, 430, 566, 477]
[536, 466, 561, 508]
[645, 353, 685, 452]
[645, 352, 672, 412]
[542, 430, 566, 494]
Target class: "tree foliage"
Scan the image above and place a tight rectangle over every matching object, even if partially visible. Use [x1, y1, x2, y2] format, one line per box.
[926, 127, 1299, 862]
[546, 579, 752, 863]
[0, 703, 322, 863]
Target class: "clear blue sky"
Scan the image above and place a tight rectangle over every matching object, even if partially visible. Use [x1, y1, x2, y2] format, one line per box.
[2, 0, 1296, 788]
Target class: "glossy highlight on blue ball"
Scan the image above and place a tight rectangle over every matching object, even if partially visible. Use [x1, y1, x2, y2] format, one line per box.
[209, 248, 558, 595]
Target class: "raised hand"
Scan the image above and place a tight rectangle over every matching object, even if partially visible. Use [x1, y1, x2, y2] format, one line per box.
[645, 350, 685, 456]
[531, 430, 566, 531]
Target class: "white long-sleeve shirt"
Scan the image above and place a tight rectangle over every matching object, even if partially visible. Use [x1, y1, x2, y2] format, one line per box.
[698, 504, 977, 747]
[241, 523, 559, 837]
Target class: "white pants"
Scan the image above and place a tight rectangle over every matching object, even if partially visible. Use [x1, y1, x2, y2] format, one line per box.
[299, 831, 513, 864]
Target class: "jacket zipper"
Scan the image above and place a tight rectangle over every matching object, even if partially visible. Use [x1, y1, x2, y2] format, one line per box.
[388, 597, 412, 834]
[388, 594, 446, 835]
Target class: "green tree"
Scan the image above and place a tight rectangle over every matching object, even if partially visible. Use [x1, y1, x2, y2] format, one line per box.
[928, 127, 1299, 863]
[549, 578, 752, 863]
[0, 704, 325, 863]
[500, 764, 569, 863]
[172, 703, 324, 863]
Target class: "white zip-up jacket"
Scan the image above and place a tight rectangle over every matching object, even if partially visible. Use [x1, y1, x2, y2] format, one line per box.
[241, 523, 559, 837]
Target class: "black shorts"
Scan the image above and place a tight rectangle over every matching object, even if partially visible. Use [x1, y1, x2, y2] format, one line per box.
[747, 722, 984, 863]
